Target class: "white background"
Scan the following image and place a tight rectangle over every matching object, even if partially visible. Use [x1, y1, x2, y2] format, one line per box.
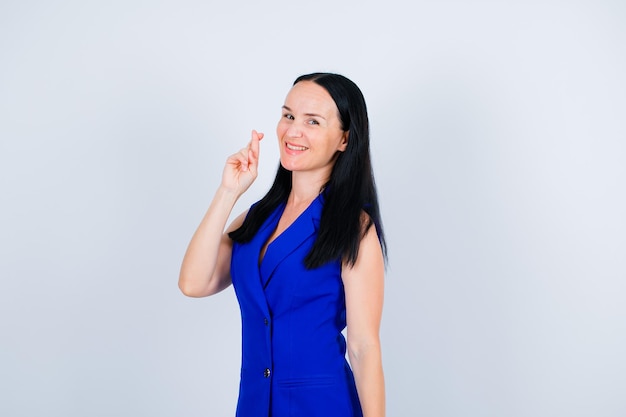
[1, 1, 625, 416]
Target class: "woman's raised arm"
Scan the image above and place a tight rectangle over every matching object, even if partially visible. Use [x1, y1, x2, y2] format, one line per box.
[178, 130, 263, 297]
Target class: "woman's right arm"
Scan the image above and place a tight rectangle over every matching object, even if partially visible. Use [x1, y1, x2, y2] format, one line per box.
[178, 130, 263, 297]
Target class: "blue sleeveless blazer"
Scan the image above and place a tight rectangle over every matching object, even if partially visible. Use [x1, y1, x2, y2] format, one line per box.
[230, 194, 363, 417]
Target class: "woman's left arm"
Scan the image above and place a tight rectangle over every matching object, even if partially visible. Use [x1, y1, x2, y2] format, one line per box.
[342, 223, 385, 417]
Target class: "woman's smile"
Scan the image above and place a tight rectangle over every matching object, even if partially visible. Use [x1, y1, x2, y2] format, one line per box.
[285, 142, 309, 153]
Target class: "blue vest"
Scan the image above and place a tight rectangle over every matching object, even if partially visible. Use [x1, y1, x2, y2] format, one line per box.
[231, 194, 362, 417]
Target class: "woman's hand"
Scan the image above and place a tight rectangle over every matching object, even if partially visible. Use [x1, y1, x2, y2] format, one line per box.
[221, 130, 264, 196]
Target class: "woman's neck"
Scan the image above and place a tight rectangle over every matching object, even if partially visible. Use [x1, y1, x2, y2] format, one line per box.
[289, 170, 328, 206]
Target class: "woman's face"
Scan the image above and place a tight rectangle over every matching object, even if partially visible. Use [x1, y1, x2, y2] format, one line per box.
[276, 81, 348, 176]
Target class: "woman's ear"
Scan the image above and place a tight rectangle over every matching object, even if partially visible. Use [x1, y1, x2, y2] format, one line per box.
[338, 131, 349, 152]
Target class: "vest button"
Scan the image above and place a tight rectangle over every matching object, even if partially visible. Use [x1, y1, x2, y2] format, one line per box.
[263, 368, 271, 378]
[264, 318, 269, 326]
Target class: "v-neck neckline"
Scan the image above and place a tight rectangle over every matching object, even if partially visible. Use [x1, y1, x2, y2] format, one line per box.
[259, 194, 321, 265]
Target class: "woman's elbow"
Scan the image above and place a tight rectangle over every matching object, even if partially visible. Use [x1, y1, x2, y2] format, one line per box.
[178, 272, 229, 298]
[178, 274, 209, 298]
[348, 337, 382, 363]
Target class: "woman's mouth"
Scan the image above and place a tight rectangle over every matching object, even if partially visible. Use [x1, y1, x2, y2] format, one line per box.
[286, 143, 308, 151]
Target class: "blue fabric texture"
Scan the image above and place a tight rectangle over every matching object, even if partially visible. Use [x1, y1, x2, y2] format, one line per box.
[230, 194, 363, 417]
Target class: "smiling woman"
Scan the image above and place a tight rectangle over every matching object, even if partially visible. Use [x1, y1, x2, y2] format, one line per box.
[179, 73, 387, 417]
[277, 81, 349, 175]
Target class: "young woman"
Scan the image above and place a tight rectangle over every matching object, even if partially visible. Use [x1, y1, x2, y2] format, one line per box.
[179, 73, 386, 417]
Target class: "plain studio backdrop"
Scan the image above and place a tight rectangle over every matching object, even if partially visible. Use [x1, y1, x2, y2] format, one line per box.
[1, 1, 624, 416]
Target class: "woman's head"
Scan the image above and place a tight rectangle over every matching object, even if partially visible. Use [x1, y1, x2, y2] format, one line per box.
[276, 80, 349, 177]
[288, 73, 371, 188]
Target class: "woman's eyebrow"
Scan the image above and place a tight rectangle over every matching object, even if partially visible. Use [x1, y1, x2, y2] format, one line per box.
[282, 106, 326, 120]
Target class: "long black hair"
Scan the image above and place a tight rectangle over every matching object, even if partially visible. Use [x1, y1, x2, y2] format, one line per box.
[229, 72, 386, 268]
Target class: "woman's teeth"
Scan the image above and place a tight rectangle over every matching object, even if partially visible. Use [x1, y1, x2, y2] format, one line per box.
[287, 143, 308, 151]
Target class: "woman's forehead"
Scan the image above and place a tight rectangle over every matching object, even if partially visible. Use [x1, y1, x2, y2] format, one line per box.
[284, 81, 337, 114]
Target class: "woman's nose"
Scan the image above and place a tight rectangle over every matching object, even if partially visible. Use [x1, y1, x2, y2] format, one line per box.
[286, 122, 303, 138]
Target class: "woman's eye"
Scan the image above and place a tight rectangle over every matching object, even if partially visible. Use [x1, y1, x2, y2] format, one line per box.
[283, 114, 294, 120]
[307, 119, 319, 125]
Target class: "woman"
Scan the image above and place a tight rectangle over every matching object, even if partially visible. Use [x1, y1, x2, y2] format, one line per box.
[179, 73, 386, 417]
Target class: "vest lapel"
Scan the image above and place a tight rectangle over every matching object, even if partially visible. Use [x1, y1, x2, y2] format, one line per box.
[259, 195, 323, 288]
[231, 204, 285, 318]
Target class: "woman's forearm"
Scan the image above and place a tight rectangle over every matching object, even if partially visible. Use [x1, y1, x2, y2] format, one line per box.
[178, 186, 239, 297]
[350, 341, 385, 417]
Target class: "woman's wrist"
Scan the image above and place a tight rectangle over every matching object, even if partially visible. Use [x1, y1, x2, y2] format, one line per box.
[215, 184, 243, 204]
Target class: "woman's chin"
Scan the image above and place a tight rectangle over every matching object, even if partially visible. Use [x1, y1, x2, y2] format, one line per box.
[279, 158, 300, 172]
